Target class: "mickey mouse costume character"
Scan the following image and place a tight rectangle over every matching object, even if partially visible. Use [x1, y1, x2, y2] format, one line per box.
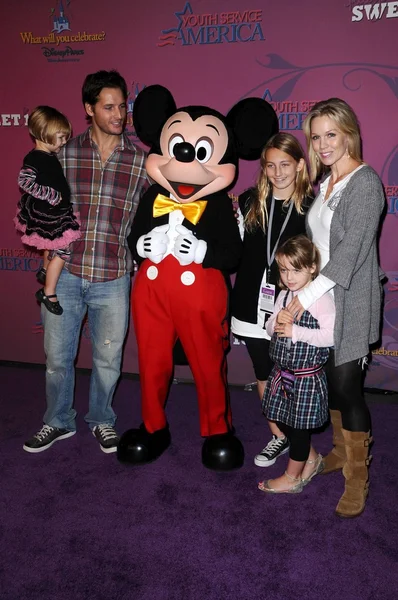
[117, 85, 278, 470]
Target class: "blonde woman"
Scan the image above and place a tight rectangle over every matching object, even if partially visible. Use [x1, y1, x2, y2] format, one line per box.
[286, 98, 385, 518]
[231, 132, 313, 467]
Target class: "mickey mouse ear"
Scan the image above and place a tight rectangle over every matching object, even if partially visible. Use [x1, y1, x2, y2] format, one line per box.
[227, 98, 279, 161]
[133, 85, 177, 147]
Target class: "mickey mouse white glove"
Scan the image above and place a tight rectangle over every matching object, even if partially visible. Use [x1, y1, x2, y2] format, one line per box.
[173, 224, 207, 266]
[136, 224, 169, 264]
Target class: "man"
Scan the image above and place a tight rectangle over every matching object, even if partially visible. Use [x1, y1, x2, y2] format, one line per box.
[23, 70, 147, 454]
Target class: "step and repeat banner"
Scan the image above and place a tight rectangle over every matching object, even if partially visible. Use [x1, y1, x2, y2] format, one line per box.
[1, 1, 397, 389]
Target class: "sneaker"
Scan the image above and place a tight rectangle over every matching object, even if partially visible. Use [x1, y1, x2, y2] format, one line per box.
[254, 435, 290, 467]
[23, 425, 76, 453]
[92, 424, 120, 454]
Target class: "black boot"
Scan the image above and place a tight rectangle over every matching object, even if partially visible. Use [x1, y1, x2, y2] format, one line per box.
[117, 424, 171, 464]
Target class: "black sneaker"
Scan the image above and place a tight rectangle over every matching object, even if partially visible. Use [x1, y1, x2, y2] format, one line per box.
[23, 425, 76, 453]
[92, 424, 120, 454]
[254, 435, 289, 467]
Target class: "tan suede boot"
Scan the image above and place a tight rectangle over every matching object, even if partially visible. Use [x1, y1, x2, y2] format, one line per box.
[335, 429, 372, 519]
[322, 410, 346, 475]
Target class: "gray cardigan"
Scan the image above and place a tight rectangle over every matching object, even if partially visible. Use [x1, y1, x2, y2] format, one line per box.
[308, 165, 385, 366]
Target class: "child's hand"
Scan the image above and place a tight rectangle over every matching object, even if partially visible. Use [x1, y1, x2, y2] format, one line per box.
[276, 308, 294, 325]
[274, 321, 293, 338]
[287, 296, 305, 320]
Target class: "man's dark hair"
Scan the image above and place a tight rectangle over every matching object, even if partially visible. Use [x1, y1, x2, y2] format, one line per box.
[82, 70, 128, 106]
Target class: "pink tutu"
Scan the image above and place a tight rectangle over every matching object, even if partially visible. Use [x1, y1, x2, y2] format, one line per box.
[14, 195, 81, 251]
[15, 216, 81, 249]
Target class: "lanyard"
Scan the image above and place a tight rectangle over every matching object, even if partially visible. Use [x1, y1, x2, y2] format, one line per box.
[282, 290, 293, 351]
[266, 196, 294, 278]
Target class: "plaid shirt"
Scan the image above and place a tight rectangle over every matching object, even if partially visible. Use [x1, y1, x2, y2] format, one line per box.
[58, 128, 147, 282]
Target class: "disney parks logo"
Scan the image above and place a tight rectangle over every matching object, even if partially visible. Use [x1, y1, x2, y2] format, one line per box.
[158, 2, 264, 46]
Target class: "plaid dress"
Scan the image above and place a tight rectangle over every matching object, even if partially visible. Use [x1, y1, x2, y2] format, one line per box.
[262, 293, 329, 429]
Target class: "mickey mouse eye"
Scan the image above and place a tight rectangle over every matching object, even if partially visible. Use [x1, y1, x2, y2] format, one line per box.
[169, 135, 184, 157]
[195, 138, 213, 164]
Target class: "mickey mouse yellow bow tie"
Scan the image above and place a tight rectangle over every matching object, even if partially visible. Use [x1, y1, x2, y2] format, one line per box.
[153, 194, 207, 226]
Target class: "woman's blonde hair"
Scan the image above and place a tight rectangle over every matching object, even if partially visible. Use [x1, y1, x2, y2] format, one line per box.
[303, 97, 362, 182]
[28, 105, 72, 145]
[275, 235, 320, 289]
[245, 132, 312, 233]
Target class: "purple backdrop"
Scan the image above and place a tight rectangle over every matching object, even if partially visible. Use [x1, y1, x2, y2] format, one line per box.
[1, 0, 397, 389]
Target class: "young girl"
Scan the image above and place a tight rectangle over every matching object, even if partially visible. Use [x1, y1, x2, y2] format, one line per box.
[258, 235, 335, 493]
[231, 133, 313, 467]
[14, 106, 80, 315]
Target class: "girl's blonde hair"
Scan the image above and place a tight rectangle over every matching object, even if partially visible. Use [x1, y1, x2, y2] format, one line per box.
[303, 97, 362, 182]
[275, 235, 320, 290]
[245, 132, 312, 233]
[28, 105, 72, 145]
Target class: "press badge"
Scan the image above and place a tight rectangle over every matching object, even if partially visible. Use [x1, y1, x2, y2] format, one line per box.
[260, 283, 276, 313]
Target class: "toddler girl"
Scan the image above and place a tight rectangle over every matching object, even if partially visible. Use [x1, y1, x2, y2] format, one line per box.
[15, 106, 80, 315]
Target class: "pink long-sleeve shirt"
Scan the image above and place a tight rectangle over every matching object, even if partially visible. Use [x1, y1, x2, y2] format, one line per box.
[266, 289, 335, 348]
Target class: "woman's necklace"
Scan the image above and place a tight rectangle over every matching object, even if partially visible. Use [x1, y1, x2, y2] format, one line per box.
[323, 161, 362, 202]
[323, 170, 352, 203]
[323, 177, 335, 203]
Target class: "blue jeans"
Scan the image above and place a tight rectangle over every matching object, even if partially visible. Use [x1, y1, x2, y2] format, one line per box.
[42, 269, 130, 431]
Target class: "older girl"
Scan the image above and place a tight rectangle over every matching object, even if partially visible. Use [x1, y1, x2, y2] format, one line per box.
[231, 133, 312, 467]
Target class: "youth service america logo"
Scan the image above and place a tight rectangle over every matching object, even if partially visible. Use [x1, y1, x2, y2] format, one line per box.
[158, 2, 265, 47]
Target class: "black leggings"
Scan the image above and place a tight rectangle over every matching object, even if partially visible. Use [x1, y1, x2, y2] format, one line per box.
[240, 336, 273, 381]
[277, 423, 311, 462]
[325, 350, 371, 432]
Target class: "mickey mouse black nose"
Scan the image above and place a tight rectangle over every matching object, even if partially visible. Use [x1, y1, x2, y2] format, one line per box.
[174, 142, 195, 163]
